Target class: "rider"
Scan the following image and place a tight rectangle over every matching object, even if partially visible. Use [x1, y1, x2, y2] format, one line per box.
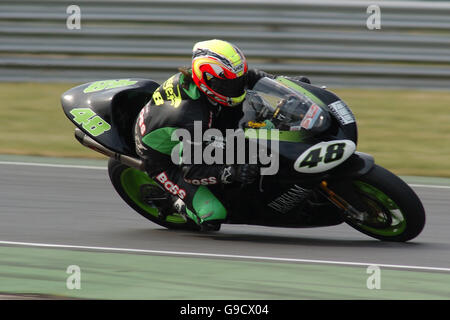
[134, 39, 310, 230]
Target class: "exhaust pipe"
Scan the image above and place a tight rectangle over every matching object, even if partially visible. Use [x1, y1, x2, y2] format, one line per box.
[74, 128, 145, 171]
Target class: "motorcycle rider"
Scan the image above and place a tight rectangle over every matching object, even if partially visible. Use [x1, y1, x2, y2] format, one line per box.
[134, 39, 310, 230]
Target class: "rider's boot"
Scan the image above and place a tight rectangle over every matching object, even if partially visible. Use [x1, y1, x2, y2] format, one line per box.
[140, 184, 175, 219]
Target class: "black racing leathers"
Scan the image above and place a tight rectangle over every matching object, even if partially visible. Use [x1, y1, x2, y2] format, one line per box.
[135, 69, 273, 184]
[134, 69, 275, 225]
[134, 69, 312, 225]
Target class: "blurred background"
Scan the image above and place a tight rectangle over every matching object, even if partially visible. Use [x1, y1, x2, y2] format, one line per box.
[0, 0, 449, 177]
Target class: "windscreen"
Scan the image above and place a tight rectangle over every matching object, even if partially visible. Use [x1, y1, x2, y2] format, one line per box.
[245, 77, 330, 133]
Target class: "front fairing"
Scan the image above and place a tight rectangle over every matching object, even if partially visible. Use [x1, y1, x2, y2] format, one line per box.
[241, 77, 358, 182]
[278, 77, 358, 145]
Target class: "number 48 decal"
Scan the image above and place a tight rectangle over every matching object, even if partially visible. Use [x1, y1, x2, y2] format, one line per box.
[294, 140, 356, 173]
[70, 108, 111, 136]
[300, 143, 346, 168]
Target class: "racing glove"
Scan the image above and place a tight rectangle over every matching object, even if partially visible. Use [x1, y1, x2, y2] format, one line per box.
[220, 164, 259, 185]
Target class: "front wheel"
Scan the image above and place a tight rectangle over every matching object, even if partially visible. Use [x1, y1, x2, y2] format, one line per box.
[341, 164, 426, 242]
[108, 159, 200, 231]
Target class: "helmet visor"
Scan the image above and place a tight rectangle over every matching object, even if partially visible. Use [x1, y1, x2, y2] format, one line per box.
[205, 74, 247, 98]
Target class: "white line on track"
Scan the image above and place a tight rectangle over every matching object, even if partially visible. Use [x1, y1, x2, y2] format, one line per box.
[1, 161, 449, 189]
[0, 240, 449, 273]
[0, 161, 106, 170]
[409, 184, 450, 190]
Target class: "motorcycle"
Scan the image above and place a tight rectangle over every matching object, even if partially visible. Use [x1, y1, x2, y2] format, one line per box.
[61, 76, 425, 242]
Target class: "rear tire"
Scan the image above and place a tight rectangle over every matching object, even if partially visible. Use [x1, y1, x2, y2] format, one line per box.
[344, 164, 425, 242]
[108, 159, 200, 231]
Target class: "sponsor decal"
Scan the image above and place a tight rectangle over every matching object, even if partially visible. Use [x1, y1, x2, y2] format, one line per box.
[268, 185, 311, 213]
[328, 100, 355, 125]
[184, 177, 218, 185]
[247, 121, 267, 129]
[83, 79, 137, 93]
[152, 91, 164, 106]
[300, 104, 322, 130]
[156, 172, 186, 199]
[233, 62, 244, 74]
[220, 166, 234, 184]
[162, 75, 182, 108]
[137, 107, 146, 135]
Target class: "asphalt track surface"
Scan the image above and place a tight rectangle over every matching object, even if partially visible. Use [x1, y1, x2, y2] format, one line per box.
[0, 158, 449, 299]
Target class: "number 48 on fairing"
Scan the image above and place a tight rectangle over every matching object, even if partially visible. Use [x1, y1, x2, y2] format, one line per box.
[300, 143, 346, 168]
[294, 140, 356, 173]
[70, 108, 111, 137]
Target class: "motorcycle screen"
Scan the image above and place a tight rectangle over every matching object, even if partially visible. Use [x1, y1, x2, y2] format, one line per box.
[246, 77, 330, 133]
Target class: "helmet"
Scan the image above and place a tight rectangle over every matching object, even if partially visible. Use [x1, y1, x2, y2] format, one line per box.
[192, 39, 248, 107]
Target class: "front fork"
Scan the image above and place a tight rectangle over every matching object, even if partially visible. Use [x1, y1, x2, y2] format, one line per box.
[319, 181, 366, 223]
[316, 151, 375, 222]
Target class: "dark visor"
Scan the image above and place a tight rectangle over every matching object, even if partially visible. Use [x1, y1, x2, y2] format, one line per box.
[205, 74, 247, 97]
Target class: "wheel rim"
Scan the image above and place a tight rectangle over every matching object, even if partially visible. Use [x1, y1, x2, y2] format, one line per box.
[352, 181, 406, 236]
[120, 168, 186, 224]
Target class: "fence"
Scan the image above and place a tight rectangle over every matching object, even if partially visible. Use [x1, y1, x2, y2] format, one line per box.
[1, 0, 450, 88]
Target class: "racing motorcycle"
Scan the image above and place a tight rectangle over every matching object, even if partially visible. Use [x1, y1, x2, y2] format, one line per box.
[61, 77, 425, 242]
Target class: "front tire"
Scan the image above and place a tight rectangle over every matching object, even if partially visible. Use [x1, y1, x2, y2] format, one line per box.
[108, 159, 200, 231]
[343, 164, 426, 242]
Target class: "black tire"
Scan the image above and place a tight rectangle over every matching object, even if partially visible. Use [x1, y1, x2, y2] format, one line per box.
[108, 158, 200, 231]
[344, 164, 426, 242]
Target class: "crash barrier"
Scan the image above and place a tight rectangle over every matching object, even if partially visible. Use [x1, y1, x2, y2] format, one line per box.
[1, 0, 449, 88]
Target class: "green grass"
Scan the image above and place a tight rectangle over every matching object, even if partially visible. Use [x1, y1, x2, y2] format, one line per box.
[0, 82, 94, 158]
[333, 88, 450, 177]
[0, 82, 449, 177]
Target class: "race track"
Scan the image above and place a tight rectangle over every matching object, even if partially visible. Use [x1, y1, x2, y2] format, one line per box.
[1, 160, 449, 270]
[1, 158, 450, 300]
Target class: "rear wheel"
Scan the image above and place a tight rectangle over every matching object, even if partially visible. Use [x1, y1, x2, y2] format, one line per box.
[343, 165, 425, 242]
[108, 159, 200, 230]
